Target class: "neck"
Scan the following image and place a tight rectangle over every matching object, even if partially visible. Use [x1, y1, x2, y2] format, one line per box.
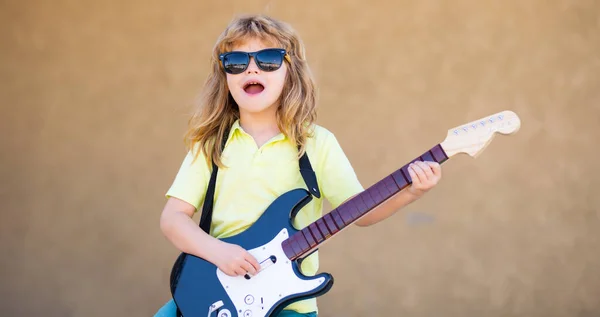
[239, 109, 280, 147]
[281, 144, 450, 261]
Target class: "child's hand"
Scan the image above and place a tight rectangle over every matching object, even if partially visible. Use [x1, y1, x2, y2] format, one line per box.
[407, 161, 442, 197]
[210, 241, 261, 277]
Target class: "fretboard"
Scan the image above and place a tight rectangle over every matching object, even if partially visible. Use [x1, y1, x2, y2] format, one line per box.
[282, 144, 449, 261]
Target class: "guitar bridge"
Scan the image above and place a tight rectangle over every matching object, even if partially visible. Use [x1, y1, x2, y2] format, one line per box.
[207, 300, 224, 317]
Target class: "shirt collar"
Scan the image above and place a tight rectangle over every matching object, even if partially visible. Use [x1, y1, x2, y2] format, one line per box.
[229, 119, 286, 144]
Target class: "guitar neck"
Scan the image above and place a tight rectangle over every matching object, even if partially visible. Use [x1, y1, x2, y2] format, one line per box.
[282, 144, 449, 261]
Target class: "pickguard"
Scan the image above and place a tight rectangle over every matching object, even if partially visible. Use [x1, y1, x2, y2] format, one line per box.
[216, 229, 326, 317]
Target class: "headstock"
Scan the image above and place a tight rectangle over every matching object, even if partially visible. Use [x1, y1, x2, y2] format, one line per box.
[440, 110, 521, 158]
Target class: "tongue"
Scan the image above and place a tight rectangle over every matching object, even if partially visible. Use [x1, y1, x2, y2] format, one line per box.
[245, 84, 264, 94]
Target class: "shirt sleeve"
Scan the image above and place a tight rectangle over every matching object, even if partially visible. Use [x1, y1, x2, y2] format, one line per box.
[317, 130, 364, 209]
[165, 147, 211, 211]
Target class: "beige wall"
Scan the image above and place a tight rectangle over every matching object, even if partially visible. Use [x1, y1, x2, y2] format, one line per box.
[2, 1, 599, 316]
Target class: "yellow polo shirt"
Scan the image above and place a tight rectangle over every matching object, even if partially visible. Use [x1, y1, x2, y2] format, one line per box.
[166, 120, 364, 313]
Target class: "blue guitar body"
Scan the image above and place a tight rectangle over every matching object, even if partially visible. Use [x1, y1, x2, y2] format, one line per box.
[170, 188, 334, 317]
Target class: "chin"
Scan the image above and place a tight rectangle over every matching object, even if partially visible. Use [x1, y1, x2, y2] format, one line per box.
[239, 103, 276, 114]
[236, 95, 279, 114]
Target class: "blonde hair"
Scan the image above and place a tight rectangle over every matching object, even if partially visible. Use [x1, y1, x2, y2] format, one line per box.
[184, 14, 317, 168]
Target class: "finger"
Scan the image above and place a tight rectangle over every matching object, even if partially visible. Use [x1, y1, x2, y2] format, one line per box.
[233, 266, 247, 276]
[244, 252, 261, 272]
[241, 260, 257, 275]
[408, 164, 423, 185]
[416, 161, 434, 179]
[222, 267, 237, 277]
[428, 161, 442, 176]
[413, 162, 427, 183]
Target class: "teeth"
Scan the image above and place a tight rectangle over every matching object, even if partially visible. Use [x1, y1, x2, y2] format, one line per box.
[244, 81, 263, 89]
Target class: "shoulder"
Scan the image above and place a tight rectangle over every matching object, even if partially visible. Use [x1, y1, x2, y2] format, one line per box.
[304, 124, 347, 163]
[306, 124, 338, 149]
[180, 142, 211, 172]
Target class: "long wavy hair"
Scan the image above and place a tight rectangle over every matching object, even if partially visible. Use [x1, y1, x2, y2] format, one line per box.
[184, 14, 318, 168]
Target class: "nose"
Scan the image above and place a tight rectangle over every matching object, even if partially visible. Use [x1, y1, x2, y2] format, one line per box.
[246, 56, 260, 74]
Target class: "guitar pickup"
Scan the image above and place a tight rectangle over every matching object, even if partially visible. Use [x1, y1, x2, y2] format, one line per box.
[244, 256, 277, 280]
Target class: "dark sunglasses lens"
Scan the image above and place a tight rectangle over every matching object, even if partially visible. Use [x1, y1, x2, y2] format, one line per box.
[256, 50, 283, 71]
[223, 53, 249, 74]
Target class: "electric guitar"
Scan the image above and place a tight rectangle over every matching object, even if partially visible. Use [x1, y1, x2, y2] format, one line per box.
[170, 110, 521, 317]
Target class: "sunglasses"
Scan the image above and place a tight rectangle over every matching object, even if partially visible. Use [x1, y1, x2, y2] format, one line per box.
[219, 48, 291, 74]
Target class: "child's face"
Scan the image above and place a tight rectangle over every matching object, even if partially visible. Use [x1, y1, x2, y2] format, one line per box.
[226, 37, 288, 117]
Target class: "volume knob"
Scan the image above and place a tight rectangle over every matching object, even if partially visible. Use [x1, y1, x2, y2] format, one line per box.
[218, 309, 231, 317]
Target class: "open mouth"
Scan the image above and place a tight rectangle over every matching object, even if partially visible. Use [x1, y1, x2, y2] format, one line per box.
[243, 82, 265, 95]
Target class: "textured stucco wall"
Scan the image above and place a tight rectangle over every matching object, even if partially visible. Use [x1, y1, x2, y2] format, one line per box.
[1, 1, 599, 316]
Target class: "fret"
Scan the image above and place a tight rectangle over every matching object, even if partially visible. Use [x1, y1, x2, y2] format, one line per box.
[302, 228, 317, 248]
[316, 219, 331, 238]
[400, 165, 412, 184]
[282, 239, 296, 259]
[354, 195, 368, 216]
[309, 223, 323, 242]
[391, 169, 408, 189]
[331, 209, 346, 228]
[342, 201, 356, 220]
[370, 183, 384, 203]
[377, 183, 389, 200]
[350, 200, 363, 219]
[431, 144, 448, 163]
[378, 178, 388, 194]
[323, 213, 339, 234]
[361, 190, 377, 210]
[294, 233, 310, 252]
[284, 238, 299, 258]
[305, 225, 317, 243]
[384, 175, 399, 196]
[420, 150, 435, 163]
[290, 237, 304, 255]
[377, 179, 391, 198]
[281, 238, 289, 251]
[339, 204, 354, 224]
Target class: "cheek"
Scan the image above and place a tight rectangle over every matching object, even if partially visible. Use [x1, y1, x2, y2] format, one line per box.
[226, 74, 235, 89]
[272, 69, 288, 93]
[226, 75, 241, 98]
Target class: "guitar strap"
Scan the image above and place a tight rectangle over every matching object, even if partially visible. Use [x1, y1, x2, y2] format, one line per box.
[197, 127, 230, 234]
[198, 129, 321, 234]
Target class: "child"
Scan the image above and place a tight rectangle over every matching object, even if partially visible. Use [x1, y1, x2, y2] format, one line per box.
[156, 14, 441, 317]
